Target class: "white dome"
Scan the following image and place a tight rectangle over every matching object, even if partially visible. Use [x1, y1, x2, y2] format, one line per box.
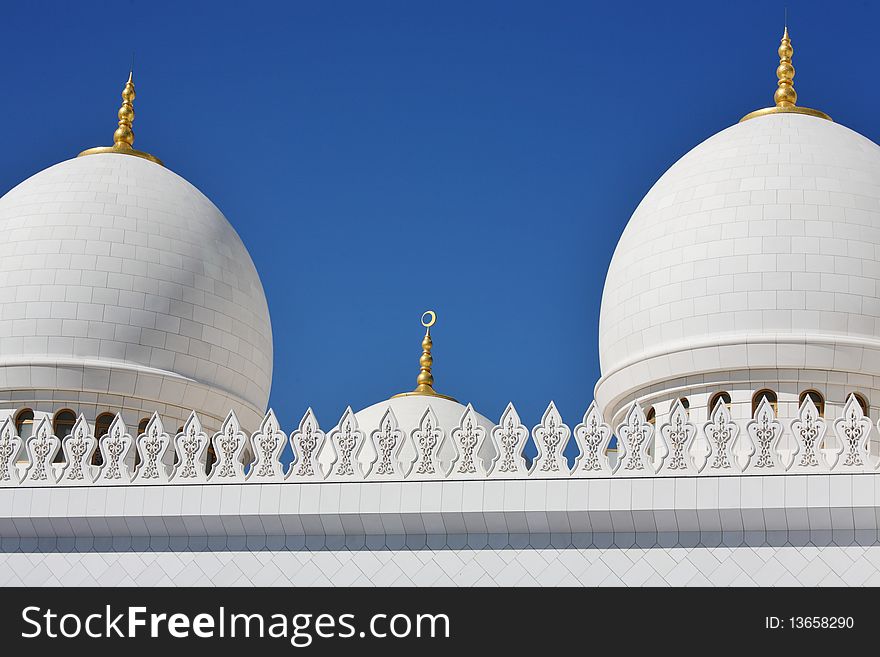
[354, 395, 494, 438]
[596, 113, 880, 423]
[0, 153, 272, 429]
[346, 395, 497, 474]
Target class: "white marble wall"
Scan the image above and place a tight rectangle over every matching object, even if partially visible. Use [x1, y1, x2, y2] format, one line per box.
[2, 536, 878, 587]
[2, 474, 880, 586]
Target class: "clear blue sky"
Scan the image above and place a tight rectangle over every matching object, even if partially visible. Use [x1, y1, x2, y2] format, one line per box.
[0, 0, 873, 434]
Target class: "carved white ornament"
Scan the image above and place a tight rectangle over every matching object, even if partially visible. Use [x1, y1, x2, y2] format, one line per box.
[173, 412, 209, 482]
[210, 411, 248, 482]
[745, 397, 783, 471]
[616, 403, 652, 473]
[450, 404, 487, 478]
[790, 397, 825, 471]
[488, 403, 529, 477]
[658, 400, 696, 474]
[836, 394, 873, 470]
[289, 408, 326, 480]
[573, 402, 612, 476]
[132, 413, 172, 484]
[0, 417, 22, 486]
[832, 395, 870, 470]
[702, 400, 738, 473]
[366, 408, 405, 479]
[411, 407, 445, 479]
[24, 418, 60, 485]
[325, 407, 366, 480]
[530, 402, 571, 477]
[95, 414, 134, 484]
[59, 414, 98, 484]
[248, 409, 287, 481]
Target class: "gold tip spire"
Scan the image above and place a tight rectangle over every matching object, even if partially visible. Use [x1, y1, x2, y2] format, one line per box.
[78, 70, 164, 165]
[391, 310, 457, 402]
[740, 26, 831, 123]
[774, 26, 796, 107]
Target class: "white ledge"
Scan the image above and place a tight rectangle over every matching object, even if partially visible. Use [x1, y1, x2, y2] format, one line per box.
[1, 474, 878, 539]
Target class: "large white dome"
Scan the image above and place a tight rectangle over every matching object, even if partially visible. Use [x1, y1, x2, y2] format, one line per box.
[596, 113, 880, 425]
[0, 153, 272, 429]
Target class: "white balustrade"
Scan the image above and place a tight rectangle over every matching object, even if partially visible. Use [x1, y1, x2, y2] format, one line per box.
[0, 391, 876, 488]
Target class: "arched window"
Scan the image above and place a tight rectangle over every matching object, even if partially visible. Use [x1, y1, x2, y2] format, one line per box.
[172, 427, 184, 465]
[14, 408, 34, 437]
[95, 413, 114, 439]
[645, 407, 656, 425]
[853, 393, 870, 416]
[51, 409, 77, 463]
[93, 413, 115, 467]
[131, 418, 151, 468]
[709, 391, 732, 413]
[205, 443, 217, 476]
[799, 390, 825, 417]
[678, 397, 690, 411]
[752, 389, 777, 416]
[53, 409, 76, 439]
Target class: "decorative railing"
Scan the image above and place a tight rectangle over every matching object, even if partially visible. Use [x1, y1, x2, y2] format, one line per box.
[0, 393, 877, 488]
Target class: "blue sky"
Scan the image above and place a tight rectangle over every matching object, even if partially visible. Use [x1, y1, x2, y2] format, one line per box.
[0, 0, 873, 434]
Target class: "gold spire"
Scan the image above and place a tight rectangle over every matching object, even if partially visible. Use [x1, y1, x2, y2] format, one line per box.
[391, 310, 457, 401]
[740, 26, 831, 123]
[78, 70, 164, 165]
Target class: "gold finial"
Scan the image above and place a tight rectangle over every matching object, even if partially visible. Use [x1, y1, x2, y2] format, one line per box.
[775, 26, 796, 107]
[78, 70, 164, 165]
[391, 310, 457, 401]
[740, 27, 831, 123]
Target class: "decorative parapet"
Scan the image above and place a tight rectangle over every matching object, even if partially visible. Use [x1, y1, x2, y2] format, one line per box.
[1, 394, 879, 488]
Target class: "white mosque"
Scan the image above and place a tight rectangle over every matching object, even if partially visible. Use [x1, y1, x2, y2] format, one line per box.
[1, 29, 880, 587]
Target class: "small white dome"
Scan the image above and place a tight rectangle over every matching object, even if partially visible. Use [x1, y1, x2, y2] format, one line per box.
[354, 395, 494, 437]
[0, 153, 272, 428]
[596, 113, 880, 422]
[346, 394, 497, 475]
